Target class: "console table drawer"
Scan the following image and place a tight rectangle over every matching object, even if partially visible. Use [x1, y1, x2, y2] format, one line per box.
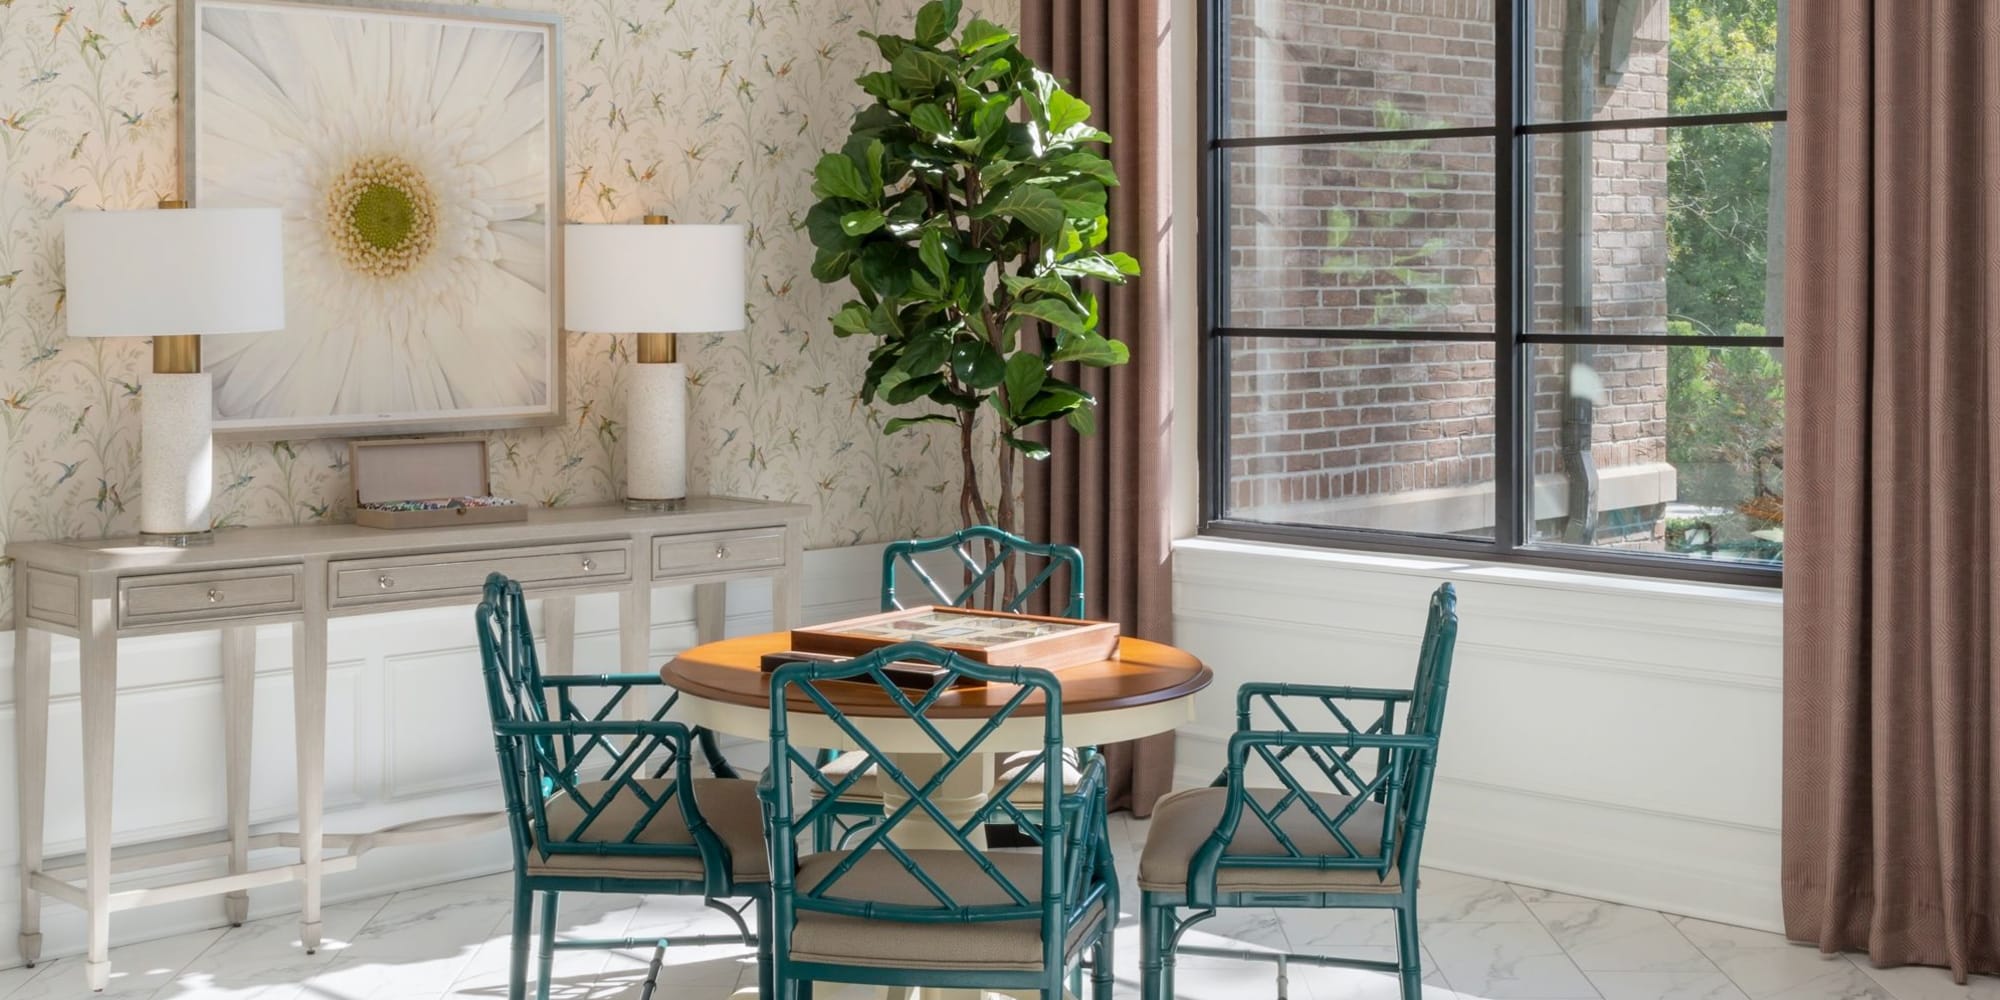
[332, 543, 631, 606]
[120, 568, 303, 627]
[654, 529, 786, 580]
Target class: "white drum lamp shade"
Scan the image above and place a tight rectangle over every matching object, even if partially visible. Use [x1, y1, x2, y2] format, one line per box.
[565, 224, 748, 334]
[565, 223, 746, 507]
[64, 207, 286, 541]
[65, 208, 286, 338]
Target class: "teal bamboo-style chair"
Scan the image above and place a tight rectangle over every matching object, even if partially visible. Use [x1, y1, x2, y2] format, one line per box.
[476, 575, 770, 1000]
[764, 642, 1117, 1000]
[1137, 583, 1459, 1000]
[812, 526, 1089, 851]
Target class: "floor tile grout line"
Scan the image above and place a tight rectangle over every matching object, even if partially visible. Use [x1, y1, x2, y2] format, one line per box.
[1507, 880, 1610, 999]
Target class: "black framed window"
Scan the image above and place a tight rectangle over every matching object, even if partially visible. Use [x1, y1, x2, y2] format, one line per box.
[1199, 0, 1789, 584]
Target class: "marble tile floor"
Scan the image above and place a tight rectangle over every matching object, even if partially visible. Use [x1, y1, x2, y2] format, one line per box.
[2, 817, 1992, 1000]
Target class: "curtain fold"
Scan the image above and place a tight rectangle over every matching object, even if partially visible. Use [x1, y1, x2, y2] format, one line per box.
[1019, 0, 1178, 816]
[1782, 0, 2000, 981]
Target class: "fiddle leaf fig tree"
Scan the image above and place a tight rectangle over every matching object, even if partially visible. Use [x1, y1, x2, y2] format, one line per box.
[804, 0, 1139, 537]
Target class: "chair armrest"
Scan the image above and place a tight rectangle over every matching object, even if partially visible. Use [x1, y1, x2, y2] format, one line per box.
[1184, 728, 1436, 909]
[538, 673, 669, 687]
[1235, 682, 1413, 718]
[499, 717, 736, 897]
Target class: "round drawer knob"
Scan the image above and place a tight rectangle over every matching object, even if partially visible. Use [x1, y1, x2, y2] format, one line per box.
[714, 545, 730, 560]
[207, 588, 224, 604]
[378, 575, 395, 590]
[581, 557, 597, 572]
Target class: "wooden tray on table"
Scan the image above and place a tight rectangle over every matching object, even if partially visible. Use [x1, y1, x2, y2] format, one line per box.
[789, 606, 1120, 671]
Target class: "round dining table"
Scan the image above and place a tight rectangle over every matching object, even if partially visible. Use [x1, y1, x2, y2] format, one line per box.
[661, 631, 1213, 849]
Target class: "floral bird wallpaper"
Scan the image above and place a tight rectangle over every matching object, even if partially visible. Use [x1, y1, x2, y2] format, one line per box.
[0, 0, 1013, 627]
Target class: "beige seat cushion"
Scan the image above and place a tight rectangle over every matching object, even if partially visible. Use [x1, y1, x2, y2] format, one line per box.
[812, 750, 1083, 808]
[1138, 786, 1400, 895]
[528, 777, 768, 883]
[788, 849, 1106, 971]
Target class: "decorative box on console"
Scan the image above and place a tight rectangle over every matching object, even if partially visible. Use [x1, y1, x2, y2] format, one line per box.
[350, 438, 527, 529]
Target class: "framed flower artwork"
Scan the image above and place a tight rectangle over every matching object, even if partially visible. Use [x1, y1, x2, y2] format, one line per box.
[180, 0, 565, 438]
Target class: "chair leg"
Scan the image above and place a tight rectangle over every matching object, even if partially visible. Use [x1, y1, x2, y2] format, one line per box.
[1139, 893, 1164, 1000]
[536, 890, 560, 1000]
[1091, 932, 1115, 1000]
[812, 812, 832, 853]
[755, 894, 773, 1000]
[1394, 903, 1423, 1000]
[508, 884, 533, 1000]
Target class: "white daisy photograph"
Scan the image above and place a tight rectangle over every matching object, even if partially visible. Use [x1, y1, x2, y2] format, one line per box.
[183, 0, 563, 436]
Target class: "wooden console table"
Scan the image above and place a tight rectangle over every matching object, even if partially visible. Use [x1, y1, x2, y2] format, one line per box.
[6, 497, 808, 991]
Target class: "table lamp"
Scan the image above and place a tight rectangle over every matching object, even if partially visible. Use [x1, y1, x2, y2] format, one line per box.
[565, 216, 746, 509]
[64, 201, 286, 545]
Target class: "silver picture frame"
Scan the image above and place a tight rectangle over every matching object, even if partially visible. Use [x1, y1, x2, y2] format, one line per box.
[179, 0, 566, 441]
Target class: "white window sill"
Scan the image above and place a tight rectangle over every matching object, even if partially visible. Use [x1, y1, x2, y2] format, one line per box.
[1172, 535, 1783, 609]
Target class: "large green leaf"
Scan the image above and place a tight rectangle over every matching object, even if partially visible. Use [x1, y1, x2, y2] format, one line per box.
[910, 102, 954, 137]
[1002, 434, 1052, 461]
[857, 71, 900, 102]
[886, 413, 958, 434]
[1066, 406, 1097, 435]
[1051, 331, 1129, 366]
[832, 303, 871, 336]
[891, 49, 956, 93]
[1045, 90, 1092, 133]
[913, 0, 962, 46]
[813, 153, 873, 204]
[1020, 383, 1091, 421]
[1003, 352, 1047, 407]
[884, 373, 944, 405]
[958, 17, 1013, 54]
[895, 330, 953, 377]
[950, 341, 1006, 389]
[1050, 151, 1118, 187]
[840, 208, 887, 237]
[980, 186, 1065, 240]
[1013, 296, 1090, 333]
[919, 229, 950, 280]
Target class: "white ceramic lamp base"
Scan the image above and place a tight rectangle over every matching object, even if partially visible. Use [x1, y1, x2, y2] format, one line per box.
[140, 370, 216, 544]
[625, 361, 687, 509]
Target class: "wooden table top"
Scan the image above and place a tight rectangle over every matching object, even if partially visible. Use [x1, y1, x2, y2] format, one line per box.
[662, 632, 1212, 720]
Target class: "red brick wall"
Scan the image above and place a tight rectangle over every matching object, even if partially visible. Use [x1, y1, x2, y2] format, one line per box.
[1224, 0, 1672, 535]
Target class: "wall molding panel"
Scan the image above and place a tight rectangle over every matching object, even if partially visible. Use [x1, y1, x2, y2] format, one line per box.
[0, 541, 897, 972]
[1171, 538, 1785, 932]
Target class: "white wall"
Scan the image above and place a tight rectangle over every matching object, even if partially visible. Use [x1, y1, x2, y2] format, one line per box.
[0, 543, 889, 971]
[1171, 538, 1784, 931]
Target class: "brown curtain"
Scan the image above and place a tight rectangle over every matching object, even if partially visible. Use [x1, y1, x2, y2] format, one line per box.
[1783, 0, 2000, 982]
[1019, 0, 1178, 816]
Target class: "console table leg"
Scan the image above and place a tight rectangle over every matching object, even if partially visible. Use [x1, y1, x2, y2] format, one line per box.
[693, 583, 726, 644]
[12, 613, 48, 967]
[542, 596, 576, 677]
[78, 593, 117, 992]
[773, 526, 804, 630]
[292, 599, 328, 953]
[619, 583, 652, 718]
[221, 626, 256, 926]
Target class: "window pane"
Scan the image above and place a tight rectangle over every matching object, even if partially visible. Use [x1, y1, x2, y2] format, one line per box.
[1224, 337, 1496, 537]
[1224, 139, 1496, 333]
[1224, 0, 1495, 138]
[1530, 123, 1785, 339]
[1531, 0, 1785, 125]
[1530, 343, 1784, 564]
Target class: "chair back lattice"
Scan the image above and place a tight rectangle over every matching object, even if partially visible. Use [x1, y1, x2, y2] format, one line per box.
[765, 642, 1110, 973]
[882, 526, 1087, 618]
[1196, 584, 1459, 898]
[476, 574, 734, 897]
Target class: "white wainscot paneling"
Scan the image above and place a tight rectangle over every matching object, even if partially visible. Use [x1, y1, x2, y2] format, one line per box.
[1170, 538, 1785, 932]
[0, 541, 894, 971]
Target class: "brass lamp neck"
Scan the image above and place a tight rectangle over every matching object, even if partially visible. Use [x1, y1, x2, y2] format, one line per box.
[153, 335, 201, 374]
[636, 332, 676, 364]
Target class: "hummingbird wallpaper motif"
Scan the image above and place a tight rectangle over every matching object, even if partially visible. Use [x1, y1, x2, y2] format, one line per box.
[0, 0, 1012, 627]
